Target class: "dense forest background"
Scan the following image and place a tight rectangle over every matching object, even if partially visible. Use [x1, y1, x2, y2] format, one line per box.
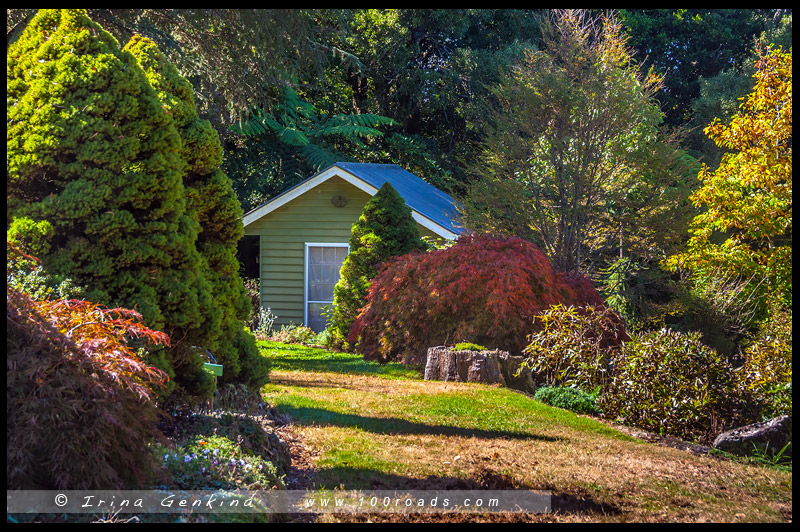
[8, 9, 790, 202]
[7, 8, 792, 351]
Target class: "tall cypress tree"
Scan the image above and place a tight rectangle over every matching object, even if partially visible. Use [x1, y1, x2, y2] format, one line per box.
[7, 9, 214, 399]
[329, 182, 428, 348]
[124, 35, 269, 389]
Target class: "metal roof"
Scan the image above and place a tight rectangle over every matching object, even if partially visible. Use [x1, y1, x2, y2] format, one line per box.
[333, 163, 463, 236]
[242, 163, 465, 238]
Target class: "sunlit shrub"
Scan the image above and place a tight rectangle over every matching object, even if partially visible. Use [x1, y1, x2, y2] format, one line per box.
[523, 304, 629, 391]
[738, 307, 792, 417]
[601, 328, 753, 443]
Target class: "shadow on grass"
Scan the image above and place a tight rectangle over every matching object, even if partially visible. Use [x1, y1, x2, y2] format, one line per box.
[311, 466, 621, 517]
[277, 405, 561, 442]
[262, 343, 422, 380]
[269, 356, 420, 378]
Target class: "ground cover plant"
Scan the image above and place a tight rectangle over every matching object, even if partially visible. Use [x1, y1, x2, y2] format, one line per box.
[533, 386, 601, 416]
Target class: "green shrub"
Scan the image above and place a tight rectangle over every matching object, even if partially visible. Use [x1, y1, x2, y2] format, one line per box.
[738, 307, 792, 417]
[602, 328, 753, 444]
[523, 305, 629, 391]
[8, 9, 216, 399]
[328, 182, 428, 350]
[533, 386, 600, 415]
[7, 285, 169, 489]
[454, 342, 488, 352]
[124, 35, 261, 391]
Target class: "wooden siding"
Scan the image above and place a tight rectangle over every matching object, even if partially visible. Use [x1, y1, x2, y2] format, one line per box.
[244, 176, 441, 328]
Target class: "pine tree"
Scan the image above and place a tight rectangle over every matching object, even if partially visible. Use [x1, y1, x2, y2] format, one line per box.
[328, 182, 428, 348]
[7, 9, 215, 399]
[124, 35, 269, 390]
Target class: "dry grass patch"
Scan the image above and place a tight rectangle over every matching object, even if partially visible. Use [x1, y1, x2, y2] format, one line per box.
[262, 361, 791, 522]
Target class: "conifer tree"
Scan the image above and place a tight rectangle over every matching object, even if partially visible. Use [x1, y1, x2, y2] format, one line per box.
[328, 182, 428, 348]
[124, 35, 269, 389]
[7, 9, 215, 399]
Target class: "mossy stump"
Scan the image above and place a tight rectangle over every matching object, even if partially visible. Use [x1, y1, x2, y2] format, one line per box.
[424, 346, 537, 394]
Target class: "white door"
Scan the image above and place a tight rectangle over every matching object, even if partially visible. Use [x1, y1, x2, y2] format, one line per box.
[305, 243, 349, 332]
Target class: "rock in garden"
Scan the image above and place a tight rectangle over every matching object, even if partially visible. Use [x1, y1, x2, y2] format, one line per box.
[712, 415, 792, 458]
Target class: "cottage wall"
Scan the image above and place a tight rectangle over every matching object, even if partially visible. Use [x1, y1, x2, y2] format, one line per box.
[244, 176, 441, 329]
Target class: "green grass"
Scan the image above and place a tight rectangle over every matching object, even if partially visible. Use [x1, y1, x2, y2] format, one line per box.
[257, 340, 793, 522]
[259, 341, 422, 379]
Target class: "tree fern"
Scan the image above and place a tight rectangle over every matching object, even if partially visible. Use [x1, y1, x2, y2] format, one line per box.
[227, 86, 398, 208]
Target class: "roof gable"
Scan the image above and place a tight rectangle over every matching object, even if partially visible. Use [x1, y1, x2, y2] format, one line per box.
[242, 163, 464, 239]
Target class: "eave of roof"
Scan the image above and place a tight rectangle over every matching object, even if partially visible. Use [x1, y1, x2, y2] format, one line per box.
[241, 163, 464, 240]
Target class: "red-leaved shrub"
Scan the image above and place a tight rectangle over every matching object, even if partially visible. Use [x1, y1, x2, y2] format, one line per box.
[348, 234, 606, 364]
[7, 286, 170, 489]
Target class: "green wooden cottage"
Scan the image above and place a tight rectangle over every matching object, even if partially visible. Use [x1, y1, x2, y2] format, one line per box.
[240, 163, 464, 332]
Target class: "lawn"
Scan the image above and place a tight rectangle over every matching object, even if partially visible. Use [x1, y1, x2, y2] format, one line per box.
[258, 341, 792, 523]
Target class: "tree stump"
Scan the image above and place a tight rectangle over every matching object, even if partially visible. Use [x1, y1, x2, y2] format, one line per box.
[424, 346, 537, 394]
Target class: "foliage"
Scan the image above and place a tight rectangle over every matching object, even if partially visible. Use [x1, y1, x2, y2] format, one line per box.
[349, 234, 606, 364]
[124, 35, 265, 391]
[690, 13, 792, 167]
[533, 386, 601, 415]
[322, 9, 544, 190]
[7, 241, 81, 301]
[523, 305, 629, 392]
[618, 9, 789, 158]
[738, 306, 792, 417]
[7, 9, 216, 400]
[6, 9, 351, 133]
[227, 86, 398, 211]
[328, 182, 428, 349]
[460, 9, 687, 272]
[7, 274, 169, 488]
[666, 47, 792, 331]
[601, 328, 754, 444]
[598, 257, 680, 332]
[453, 342, 488, 352]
